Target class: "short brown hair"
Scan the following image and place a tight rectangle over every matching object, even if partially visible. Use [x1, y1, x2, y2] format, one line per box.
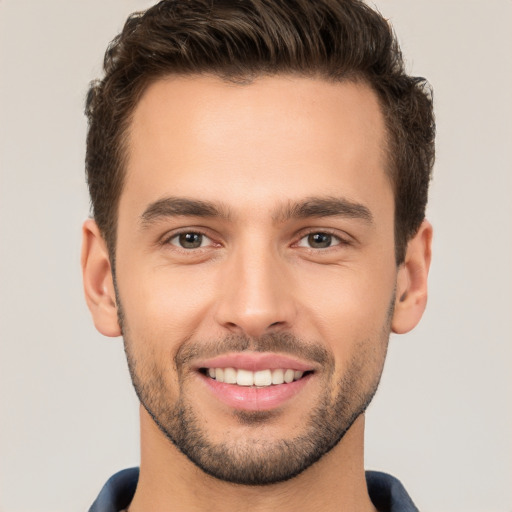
[85, 0, 435, 264]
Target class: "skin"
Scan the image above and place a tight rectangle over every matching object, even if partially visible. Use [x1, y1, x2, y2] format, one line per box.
[82, 75, 432, 512]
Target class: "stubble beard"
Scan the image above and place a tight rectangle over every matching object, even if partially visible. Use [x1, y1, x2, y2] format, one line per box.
[120, 318, 391, 486]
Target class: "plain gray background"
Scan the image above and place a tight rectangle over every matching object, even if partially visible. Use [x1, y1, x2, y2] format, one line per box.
[1, 1, 511, 511]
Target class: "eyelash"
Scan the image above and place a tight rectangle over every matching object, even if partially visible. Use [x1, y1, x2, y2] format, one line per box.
[161, 229, 217, 251]
[161, 228, 351, 252]
[295, 230, 349, 250]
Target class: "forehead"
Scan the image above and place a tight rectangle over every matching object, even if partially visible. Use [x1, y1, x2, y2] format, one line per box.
[122, 74, 390, 219]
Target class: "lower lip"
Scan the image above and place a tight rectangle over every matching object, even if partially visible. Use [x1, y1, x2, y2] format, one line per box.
[199, 373, 313, 412]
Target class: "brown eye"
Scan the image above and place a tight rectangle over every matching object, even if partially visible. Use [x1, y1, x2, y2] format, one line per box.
[297, 232, 341, 249]
[169, 232, 207, 249]
[308, 233, 332, 248]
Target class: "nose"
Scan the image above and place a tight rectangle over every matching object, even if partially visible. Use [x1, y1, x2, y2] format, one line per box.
[214, 243, 298, 338]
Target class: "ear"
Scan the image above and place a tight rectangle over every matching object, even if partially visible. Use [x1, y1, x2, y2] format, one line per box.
[392, 220, 433, 334]
[81, 219, 121, 337]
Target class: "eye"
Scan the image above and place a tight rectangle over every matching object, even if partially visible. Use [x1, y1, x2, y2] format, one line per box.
[297, 232, 342, 249]
[168, 232, 211, 249]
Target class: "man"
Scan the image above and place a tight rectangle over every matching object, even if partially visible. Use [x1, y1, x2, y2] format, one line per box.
[81, 0, 434, 510]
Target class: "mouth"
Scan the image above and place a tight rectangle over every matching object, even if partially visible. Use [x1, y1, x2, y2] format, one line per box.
[194, 353, 316, 411]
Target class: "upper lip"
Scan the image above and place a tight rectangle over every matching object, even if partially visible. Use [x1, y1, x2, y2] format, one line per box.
[193, 352, 316, 373]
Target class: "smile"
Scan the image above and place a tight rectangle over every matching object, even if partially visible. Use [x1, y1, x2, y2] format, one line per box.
[194, 352, 317, 411]
[202, 367, 308, 387]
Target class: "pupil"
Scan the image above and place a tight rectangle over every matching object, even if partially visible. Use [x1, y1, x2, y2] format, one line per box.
[179, 233, 202, 248]
[308, 233, 331, 248]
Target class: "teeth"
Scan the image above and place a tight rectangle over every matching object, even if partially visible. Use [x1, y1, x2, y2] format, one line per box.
[272, 369, 284, 385]
[206, 367, 307, 387]
[284, 369, 295, 383]
[236, 369, 254, 386]
[224, 367, 237, 384]
[254, 370, 272, 386]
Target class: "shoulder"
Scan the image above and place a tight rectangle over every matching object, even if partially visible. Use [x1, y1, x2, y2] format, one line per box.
[366, 470, 419, 512]
[88, 468, 139, 512]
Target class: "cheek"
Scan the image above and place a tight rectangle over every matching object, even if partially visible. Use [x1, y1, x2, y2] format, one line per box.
[294, 262, 395, 356]
[116, 262, 218, 347]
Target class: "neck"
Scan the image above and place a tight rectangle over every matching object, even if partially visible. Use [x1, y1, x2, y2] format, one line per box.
[128, 407, 377, 512]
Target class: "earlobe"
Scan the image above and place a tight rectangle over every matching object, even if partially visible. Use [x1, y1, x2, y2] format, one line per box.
[81, 219, 121, 337]
[392, 220, 433, 334]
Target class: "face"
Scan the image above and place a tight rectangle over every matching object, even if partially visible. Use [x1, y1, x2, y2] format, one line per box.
[114, 75, 398, 484]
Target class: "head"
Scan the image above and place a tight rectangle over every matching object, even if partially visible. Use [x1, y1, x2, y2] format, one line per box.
[85, 0, 434, 267]
[82, 0, 434, 487]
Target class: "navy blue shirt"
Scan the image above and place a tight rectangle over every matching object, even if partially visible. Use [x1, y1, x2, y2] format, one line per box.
[89, 467, 419, 511]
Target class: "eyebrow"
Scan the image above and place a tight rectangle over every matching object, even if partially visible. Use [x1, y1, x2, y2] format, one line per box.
[139, 195, 373, 228]
[273, 196, 374, 224]
[140, 197, 231, 227]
